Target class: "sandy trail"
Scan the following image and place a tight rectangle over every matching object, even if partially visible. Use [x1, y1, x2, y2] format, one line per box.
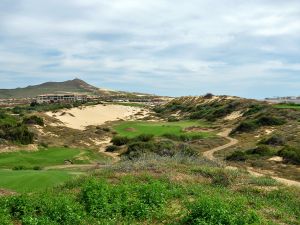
[203, 129, 300, 188]
[46, 104, 141, 130]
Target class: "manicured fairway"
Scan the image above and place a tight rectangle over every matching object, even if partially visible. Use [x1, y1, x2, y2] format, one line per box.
[274, 104, 300, 110]
[113, 120, 212, 138]
[0, 147, 106, 169]
[0, 169, 75, 193]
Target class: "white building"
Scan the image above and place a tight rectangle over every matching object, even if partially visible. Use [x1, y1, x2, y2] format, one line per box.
[36, 94, 87, 103]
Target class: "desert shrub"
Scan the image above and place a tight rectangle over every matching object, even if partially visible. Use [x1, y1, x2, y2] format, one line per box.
[203, 93, 214, 99]
[106, 145, 118, 152]
[22, 115, 44, 126]
[232, 120, 258, 133]
[278, 146, 300, 164]
[4, 125, 34, 144]
[111, 136, 129, 146]
[244, 104, 266, 116]
[126, 141, 176, 159]
[246, 145, 275, 157]
[182, 196, 261, 225]
[177, 143, 199, 157]
[256, 116, 285, 126]
[133, 134, 154, 142]
[259, 135, 286, 146]
[226, 150, 247, 161]
[39, 142, 48, 148]
[248, 176, 278, 186]
[167, 116, 179, 122]
[80, 179, 169, 221]
[163, 133, 205, 142]
[192, 167, 236, 187]
[102, 127, 110, 132]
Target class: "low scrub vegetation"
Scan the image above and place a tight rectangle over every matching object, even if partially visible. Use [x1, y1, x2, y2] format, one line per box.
[232, 116, 286, 134]
[278, 146, 300, 164]
[0, 110, 34, 144]
[22, 115, 44, 126]
[125, 140, 198, 159]
[0, 166, 298, 224]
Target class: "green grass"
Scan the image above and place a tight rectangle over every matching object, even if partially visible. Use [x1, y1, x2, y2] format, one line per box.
[113, 120, 211, 138]
[0, 147, 106, 169]
[0, 169, 75, 193]
[274, 104, 300, 110]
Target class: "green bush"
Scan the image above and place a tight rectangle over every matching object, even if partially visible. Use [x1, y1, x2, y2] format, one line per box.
[182, 196, 261, 225]
[133, 134, 154, 142]
[256, 116, 285, 126]
[163, 133, 205, 142]
[6, 194, 85, 225]
[167, 116, 179, 122]
[244, 104, 266, 116]
[80, 179, 169, 221]
[226, 151, 247, 161]
[259, 135, 285, 146]
[246, 145, 275, 157]
[106, 145, 118, 152]
[232, 120, 258, 133]
[111, 136, 129, 146]
[22, 115, 44, 126]
[0, 207, 11, 225]
[278, 146, 300, 164]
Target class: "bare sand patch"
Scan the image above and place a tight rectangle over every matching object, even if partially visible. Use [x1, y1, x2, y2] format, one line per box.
[46, 104, 142, 130]
[268, 156, 283, 162]
[224, 111, 243, 120]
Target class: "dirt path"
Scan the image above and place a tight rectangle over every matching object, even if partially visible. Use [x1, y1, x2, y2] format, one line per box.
[203, 129, 300, 188]
[203, 129, 238, 160]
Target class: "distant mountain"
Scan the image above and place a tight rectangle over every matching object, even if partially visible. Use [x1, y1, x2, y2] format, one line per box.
[0, 79, 121, 99]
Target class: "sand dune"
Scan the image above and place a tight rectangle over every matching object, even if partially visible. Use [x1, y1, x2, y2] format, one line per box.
[46, 104, 141, 130]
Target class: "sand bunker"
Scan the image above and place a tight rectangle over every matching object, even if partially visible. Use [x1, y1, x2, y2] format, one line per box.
[46, 104, 141, 130]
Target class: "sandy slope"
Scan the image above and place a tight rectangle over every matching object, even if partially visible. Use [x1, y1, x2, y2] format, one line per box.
[46, 104, 141, 130]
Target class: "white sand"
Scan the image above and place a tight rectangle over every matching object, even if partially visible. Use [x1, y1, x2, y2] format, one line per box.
[224, 111, 243, 120]
[46, 104, 141, 130]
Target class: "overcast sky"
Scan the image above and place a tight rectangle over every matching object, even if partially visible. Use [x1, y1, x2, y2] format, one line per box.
[0, 0, 300, 98]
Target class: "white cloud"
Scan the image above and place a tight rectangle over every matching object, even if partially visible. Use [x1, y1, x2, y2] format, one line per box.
[0, 0, 300, 98]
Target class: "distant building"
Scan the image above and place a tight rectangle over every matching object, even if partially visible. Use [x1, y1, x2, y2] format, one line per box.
[36, 94, 87, 103]
[265, 96, 300, 104]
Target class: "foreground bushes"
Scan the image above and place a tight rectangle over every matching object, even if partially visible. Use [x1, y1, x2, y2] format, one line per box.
[182, 196, 260, 225]
[80, 179, 169, 221]
[1, 194, 85, 225]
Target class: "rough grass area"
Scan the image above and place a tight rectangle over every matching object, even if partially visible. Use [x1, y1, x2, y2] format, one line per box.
[0, 147, 107, 169]
[113, 120, 212, 138]
[0, 170, 75, 193]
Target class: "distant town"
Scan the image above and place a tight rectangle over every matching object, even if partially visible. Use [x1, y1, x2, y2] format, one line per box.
[265, 96, 300, 104]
